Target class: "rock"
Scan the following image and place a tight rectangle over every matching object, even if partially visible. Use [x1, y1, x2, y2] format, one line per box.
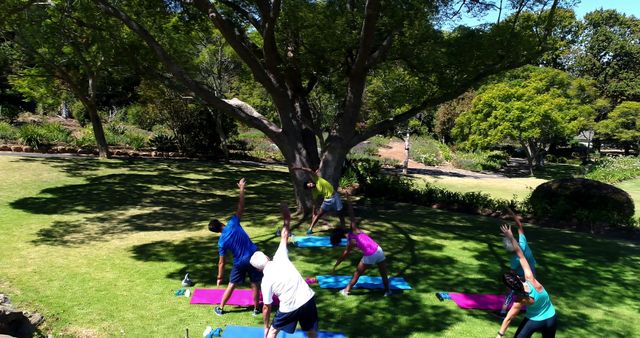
[10, 146, 22, 152]
[0, 145, 11, 151]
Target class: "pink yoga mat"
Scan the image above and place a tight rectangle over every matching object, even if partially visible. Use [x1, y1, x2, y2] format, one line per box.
[448, 293, 509, 310]
[190, 288, 279, 306]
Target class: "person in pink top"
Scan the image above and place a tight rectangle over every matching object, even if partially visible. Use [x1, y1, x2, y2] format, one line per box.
[330, 198, 390, 297]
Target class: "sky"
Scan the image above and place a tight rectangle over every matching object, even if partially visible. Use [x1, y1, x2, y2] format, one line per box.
[454, 0, 640, 28]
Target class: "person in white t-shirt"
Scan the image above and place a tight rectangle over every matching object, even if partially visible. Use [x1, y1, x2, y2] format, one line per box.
[249, 203, 318, 338]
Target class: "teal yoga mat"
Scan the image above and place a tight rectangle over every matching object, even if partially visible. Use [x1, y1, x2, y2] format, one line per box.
[316, 275, 412, 290]
[293, 236, 346, 247]
[222, 325, 345, 337]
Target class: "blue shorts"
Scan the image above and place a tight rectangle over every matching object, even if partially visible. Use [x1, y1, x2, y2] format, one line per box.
[272, 297, 318, 334]
[320, 192, 343, 212]
[229, 261, 263, 285]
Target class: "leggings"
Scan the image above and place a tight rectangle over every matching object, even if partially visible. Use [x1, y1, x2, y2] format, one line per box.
[514, 314, 557, 338]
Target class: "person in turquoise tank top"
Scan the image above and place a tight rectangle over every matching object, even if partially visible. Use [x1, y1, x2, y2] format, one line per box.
[497, 224, 557, 338]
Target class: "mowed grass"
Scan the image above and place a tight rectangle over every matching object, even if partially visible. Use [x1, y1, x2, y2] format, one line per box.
[616, 179, 640, 218]
[413, 175, 545, 201]
[1, 155, 639, 337]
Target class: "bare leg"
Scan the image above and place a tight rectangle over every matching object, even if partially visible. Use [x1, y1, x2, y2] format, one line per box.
[377, 260, 390, 293]
[309, 208, 325, 232]
[219, 283, 236, 310]
[345, 261, 368, 293]
[250, 282, 260, 311]
[267, 326, 279, 338]
[306, 330, 318, 338]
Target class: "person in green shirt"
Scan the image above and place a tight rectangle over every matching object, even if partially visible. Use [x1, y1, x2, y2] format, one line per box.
[292, 167, 345, 234]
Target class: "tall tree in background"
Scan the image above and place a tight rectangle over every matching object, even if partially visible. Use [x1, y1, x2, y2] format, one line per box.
[569, 9, 640, 105]
[596, 101, 640, 155]
[453, 66, 600, 174]
[92, 0, 564, 211]
[1, 1, 144, 157]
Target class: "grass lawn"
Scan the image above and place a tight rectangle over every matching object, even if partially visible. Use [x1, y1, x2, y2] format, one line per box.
[1, 155, 639, 337]
[616, 179, 640, 218]
[413, 175, 546, 201]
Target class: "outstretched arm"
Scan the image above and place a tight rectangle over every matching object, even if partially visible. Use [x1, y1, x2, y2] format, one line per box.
[500, 225, 534, 281]
[497, 301, 522, 338]
[236, 178, 246, 219]
[333, 242, 354, 273]
[507, 207, 524, 235]
[280, 203, 291, 245]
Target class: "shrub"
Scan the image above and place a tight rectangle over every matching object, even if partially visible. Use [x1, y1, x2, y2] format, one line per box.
[72, 127, 95, 148]
[18, 124, 46, 149]
[586, 156, 640, 183]
[452, 150, 509, 172]
[343, 157, 522, 214]
[411, 137, 446, 166]
[529, 178, 635, 232]
[0, 105, 20, 123]
[70, 100, 89, 126]
[17, 123, 71, 148]
[123, 131, 148, 150]
[350, 142, 379, 157]
[0, 122, 18, 141]
[149, 134, 177, 152]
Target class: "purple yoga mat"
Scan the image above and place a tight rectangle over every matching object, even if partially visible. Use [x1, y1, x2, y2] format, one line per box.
[190, 288, 279, 306]
[448, 293, 509, 310]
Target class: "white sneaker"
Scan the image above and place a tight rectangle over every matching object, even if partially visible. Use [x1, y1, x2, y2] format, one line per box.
[384, 291, 392, 297]
[339, 289, 349, 297]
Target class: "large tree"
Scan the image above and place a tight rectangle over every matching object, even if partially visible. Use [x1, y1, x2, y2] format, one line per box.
[568, 9, 640, 104]
[92, 0, 565, 211]
[1, 1, 147, 157]
[596, 101, 640, 155]
[453, 65, 600, 174]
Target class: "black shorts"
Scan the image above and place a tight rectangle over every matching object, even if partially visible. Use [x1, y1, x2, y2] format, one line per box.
[229, 261, 263, 285]
[272, 296, 318, 334]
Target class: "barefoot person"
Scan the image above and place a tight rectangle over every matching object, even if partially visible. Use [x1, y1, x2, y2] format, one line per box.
[330, 199, 391, 297]
[292, 167, 345, 234]
[497, 224, 557, 338]
[501, 208, 537, 315]
[250, 204, 318, 338]
[208, 178, 261, 316]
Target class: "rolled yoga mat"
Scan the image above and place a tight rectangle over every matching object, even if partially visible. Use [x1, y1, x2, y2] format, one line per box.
[222, 325, 345, 338]
[190, 288, 279, 306]
[292, 236, 346, 247]
[316, 275, 412, 290]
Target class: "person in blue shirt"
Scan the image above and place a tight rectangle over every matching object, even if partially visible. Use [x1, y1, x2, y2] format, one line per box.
[497, 224, 556, 338]
[501, 208, 537, 315]
[208, 178, 262, 316]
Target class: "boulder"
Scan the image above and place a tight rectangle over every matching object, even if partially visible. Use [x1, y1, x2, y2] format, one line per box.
[0, 294, 43, 338]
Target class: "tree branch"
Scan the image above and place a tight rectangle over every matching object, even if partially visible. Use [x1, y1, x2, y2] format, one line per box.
[218, 0, 262, 31]
[352, 0, 381, 74]
[93, 0, 282, 141]
[366, 29, 399, 68]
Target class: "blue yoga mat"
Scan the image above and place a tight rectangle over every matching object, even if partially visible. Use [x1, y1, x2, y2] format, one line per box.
[222, 325, 346, 338]
[316, 275, 412, 290]
[293, 236, 346, 247]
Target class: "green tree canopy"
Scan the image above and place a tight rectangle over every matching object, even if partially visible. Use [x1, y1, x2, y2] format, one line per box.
[453, 65, 600, 173]
[596, 101, 640, 154]
[569, 9, 640, 104]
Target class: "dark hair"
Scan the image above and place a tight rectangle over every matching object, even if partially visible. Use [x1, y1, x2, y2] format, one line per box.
[330, 228, 347, 246]
[502, 271, 525, 295]
[303, 181, 315, 190]
[208, 219, 223, 233]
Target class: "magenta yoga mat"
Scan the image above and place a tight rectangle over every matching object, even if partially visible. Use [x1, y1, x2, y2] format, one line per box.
[448, 293, 509, 310]
[190, 288, 279, 306]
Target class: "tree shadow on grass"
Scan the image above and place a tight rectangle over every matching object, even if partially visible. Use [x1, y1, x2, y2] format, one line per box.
[9, 159, 293, 246]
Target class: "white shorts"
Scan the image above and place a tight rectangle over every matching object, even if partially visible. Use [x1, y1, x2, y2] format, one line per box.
[361, 246, 385, 265]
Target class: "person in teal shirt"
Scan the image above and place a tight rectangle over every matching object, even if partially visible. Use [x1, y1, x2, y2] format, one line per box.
[292, 167, 345, 234]
[497, 224, 557, 338]
[501, 209, 537, 315]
